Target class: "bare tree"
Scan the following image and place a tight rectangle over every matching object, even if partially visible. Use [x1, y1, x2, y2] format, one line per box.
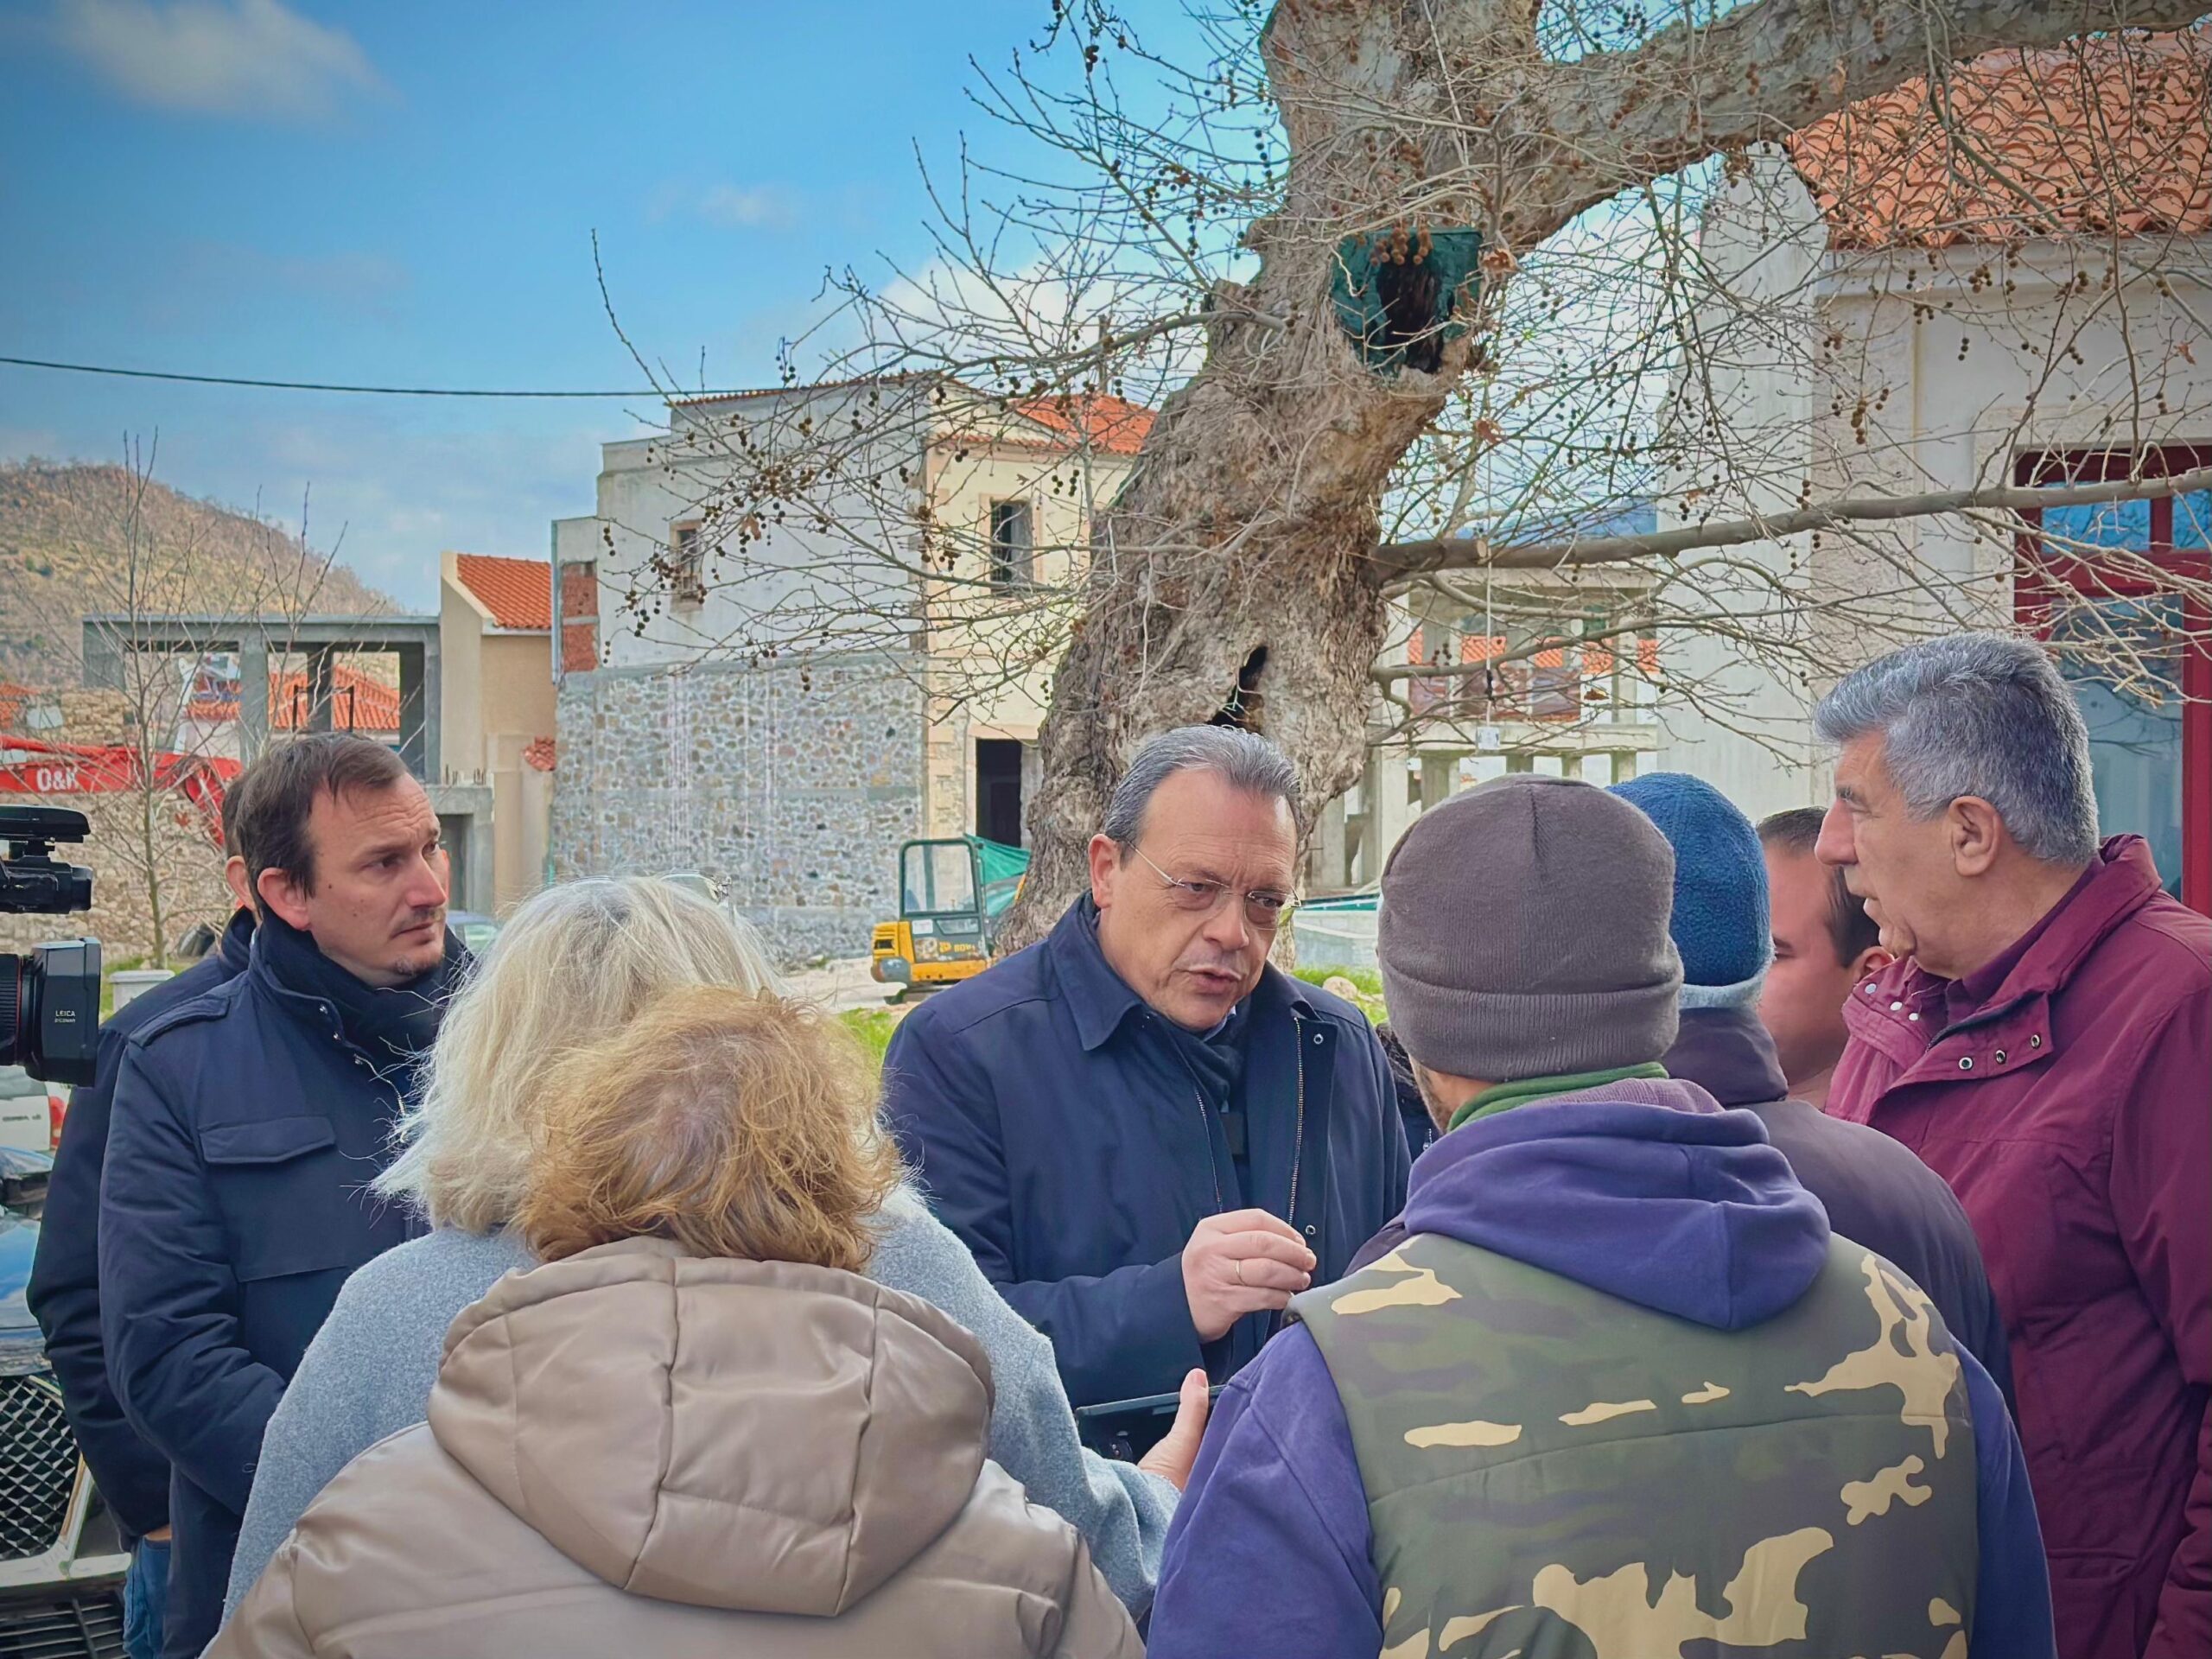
[592, 0, 2210, 938]
[3, 442, 362, 966]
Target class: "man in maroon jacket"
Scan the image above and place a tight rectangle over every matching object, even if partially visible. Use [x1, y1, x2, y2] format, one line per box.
[1815, 632, 2209, 1659]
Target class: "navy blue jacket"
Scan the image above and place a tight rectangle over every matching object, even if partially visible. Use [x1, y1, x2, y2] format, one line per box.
[883, 900, 1409, 1408]
[99, 924, 455, 1659]
[1662, 1003, 2015, 1406]
[26, 910, 254, 1546]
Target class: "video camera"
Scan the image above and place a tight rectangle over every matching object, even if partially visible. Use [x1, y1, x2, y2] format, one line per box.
[1, 807, 100, 1086]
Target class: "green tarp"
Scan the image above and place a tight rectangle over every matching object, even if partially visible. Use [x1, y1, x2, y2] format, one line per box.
[1329, 227, 1484, 375]
[967, 836, 1032, 920]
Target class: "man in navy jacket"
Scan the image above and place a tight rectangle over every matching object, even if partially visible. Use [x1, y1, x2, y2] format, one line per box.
[99, 735, 464, 1659]
[884, 726, 1409, 1408]
[30, 873, 251, 1659]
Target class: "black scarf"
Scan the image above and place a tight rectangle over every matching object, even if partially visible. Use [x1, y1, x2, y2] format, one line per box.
[257, 912, 460, 1065]
[1160, 1001, 1249, 1114]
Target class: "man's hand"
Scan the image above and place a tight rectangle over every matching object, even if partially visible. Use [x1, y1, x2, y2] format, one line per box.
[1137, 1369, 1211, 1491]
[1182, 1208, 1315, 1341]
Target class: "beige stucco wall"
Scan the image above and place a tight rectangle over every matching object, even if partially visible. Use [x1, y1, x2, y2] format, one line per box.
[918, 436, 1131, 838]
[480, 633, 555, 751]
[440, 556, 557, 912]
[1654, 151, 2212, 821]
[438, 569, 486, 781]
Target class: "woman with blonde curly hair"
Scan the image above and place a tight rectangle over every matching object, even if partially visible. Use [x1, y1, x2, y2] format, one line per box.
[224, 878, 1190, 1629]
[213, 986, 1141, 1658]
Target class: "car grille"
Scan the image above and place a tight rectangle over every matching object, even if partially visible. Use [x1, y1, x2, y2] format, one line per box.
[0, 1374, 76, 1560]
[0, 1593, 126, 1659]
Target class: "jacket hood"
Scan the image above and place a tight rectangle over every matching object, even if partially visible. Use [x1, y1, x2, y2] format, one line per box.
[428, 1237, 996, 1617]
[1403, 1080, 1830, 1329]
[1662, 1004, 1791, 1109]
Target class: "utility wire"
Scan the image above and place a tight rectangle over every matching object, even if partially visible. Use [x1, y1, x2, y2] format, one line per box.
[0, 353, 746, 399]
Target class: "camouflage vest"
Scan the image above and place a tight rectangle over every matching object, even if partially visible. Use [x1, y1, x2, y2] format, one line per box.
[1294, 1231, 1979, 1659]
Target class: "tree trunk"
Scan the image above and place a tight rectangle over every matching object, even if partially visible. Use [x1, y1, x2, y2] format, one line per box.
[139, 784, 168, 971]
[1005, 0, 2207, 948]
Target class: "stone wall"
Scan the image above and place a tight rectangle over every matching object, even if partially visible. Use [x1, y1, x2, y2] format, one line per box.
[551, 652, 928, 964]
[3, 690, 234, 968]
[0, 793, 232, 969]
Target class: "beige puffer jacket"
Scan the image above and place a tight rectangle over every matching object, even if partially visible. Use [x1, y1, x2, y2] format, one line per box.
[211, 1238, 1141, 1659]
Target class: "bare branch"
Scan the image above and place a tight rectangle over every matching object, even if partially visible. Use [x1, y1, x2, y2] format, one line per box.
[1376, 461, 2212, 576]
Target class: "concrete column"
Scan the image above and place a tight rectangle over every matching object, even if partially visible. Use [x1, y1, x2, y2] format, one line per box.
[1313, 792, 1349, 893]
[305, 648, 336, 734]
[238, 636, 270, 760]
[1420, 753, 1457, 810]
[397, 644, 440, 779]
[1370, 746, 1420, 869]
[420, 633, 442, 782]
[79, 627, 124, 690]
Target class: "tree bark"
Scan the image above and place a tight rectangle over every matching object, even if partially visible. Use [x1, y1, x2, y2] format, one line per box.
[1006, 0, 2207, 949]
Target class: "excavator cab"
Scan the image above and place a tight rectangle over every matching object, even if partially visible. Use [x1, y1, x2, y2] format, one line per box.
[870, 836, 1029, 995]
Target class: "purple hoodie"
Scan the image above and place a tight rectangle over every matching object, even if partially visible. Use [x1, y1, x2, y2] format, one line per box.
[1146, 1080, 2053, 1659]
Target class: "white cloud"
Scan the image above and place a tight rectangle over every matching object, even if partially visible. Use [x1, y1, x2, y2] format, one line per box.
[50, 0, 386, 121]
[864, 253, 1197, 388]
[645, 179, 801, 232]
[236, 414, 623, 607]
[696, 183, 798, 229]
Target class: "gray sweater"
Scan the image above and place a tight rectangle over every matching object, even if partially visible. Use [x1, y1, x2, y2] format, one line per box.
[226, 1188, 1177, 1621]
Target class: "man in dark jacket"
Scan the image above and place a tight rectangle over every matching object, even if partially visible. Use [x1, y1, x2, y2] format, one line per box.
[1609, 772, 2012, 1399]
[1757, 805, 1892, 1109]
[1148, 774, 2050, 1659]
[29, 803, 256, 1659]
[884, 726, 1409, 1408]
[99, 734, 465, 1659]
[1817, 633, 2209, 1659]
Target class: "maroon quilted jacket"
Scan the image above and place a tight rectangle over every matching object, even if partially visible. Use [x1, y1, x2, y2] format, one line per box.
[1829, 837, 2209, 1659]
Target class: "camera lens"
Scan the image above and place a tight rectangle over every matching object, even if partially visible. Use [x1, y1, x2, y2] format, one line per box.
[0, 942, 101, 1086]
[0, 955, 23, 1058]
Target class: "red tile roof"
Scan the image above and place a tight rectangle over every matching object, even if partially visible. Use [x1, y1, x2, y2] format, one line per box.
[452, 553, 553, 632]
[523, 736, 556, 772]
[0, 682, 30, 728]
[1788, 28, 2211, 250]
[190, 665, 402, 734]
[1009, 393, 1155, 457]
[672, 376, 1154, 457]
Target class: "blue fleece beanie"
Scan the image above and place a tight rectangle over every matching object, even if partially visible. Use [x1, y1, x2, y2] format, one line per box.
[1608, 772, 1771, 1006]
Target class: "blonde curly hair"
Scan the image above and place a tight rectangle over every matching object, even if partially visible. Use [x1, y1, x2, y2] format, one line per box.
[377, 877, 784, 1231]
[517, 985, 901, 1272]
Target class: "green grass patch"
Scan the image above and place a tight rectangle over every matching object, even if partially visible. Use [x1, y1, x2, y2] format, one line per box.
[1293, 963, 1388, 1025]
[840, 1007, 904, 1073]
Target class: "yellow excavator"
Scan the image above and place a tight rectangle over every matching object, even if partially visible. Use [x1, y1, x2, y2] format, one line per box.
[869, 836, 1030, 996]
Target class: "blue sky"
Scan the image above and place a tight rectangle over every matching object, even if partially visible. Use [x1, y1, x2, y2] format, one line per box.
[0, 0, 1154, 606]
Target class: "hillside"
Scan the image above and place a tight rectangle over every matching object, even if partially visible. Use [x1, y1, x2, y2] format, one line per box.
[0, 459, 400, 690]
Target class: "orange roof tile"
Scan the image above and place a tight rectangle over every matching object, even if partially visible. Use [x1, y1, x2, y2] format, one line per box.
[190, 665, 402, 733]
[1787, 27, 2210, 250]
[523, 736, 556, 772]
[453, 553, 553, 632]
[671, 375, 1154, 457]
[1009, 393, 1155, 457]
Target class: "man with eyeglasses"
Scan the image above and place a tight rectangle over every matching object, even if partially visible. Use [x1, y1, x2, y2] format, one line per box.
[884, 726, 1411, 1415]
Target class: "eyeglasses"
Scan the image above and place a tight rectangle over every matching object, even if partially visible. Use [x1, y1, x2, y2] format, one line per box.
[1130, 847, 1298, 932]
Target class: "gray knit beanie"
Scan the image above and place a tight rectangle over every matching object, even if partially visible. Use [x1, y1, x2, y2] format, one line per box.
[1377, 774, 1683, 1083]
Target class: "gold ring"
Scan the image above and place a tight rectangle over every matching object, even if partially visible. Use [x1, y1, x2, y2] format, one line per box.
[1233, 1258, 1245, 1287]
